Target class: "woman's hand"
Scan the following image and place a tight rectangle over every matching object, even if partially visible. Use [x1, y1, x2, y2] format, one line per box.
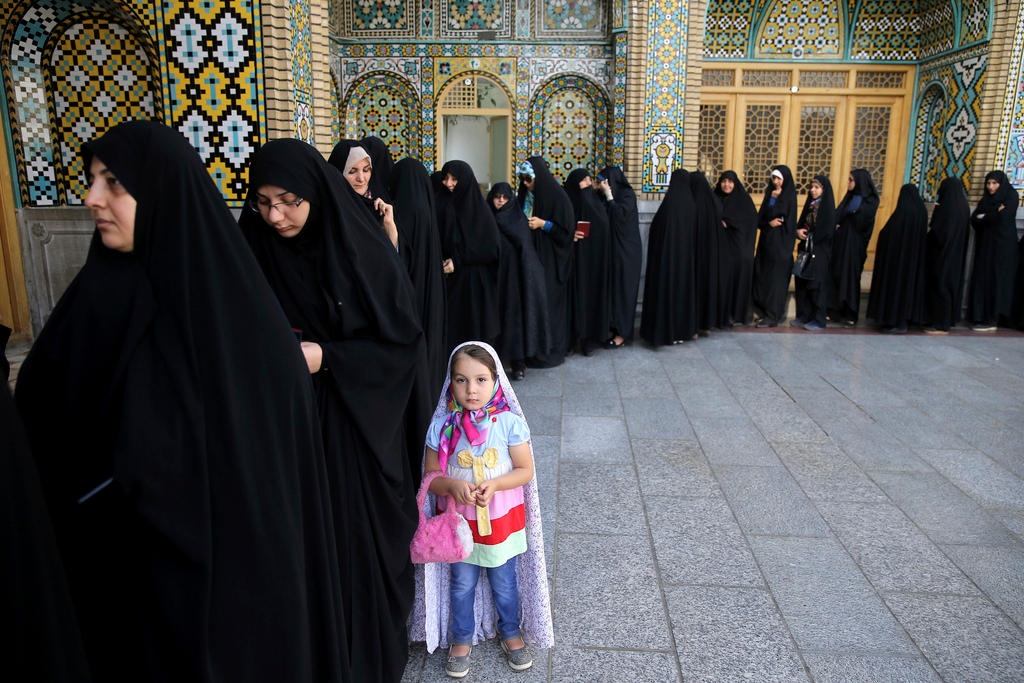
[770, 217, 783, 228]
[573, 230, 585, 242]
[375, 198, 398, 248]
[528, 216, 546, 230]
[796, 228, 808, 240]
[300, 342, 323, 374]
[442, 258, 454, 274]
[447, 479, 477, 506]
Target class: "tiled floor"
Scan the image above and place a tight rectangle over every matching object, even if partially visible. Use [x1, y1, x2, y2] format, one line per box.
[403, 331, 1024, 682]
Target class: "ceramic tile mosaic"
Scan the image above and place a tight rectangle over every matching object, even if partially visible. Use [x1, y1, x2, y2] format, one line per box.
[997, 3, 1024, 189]
[292, 0, 315, 143]
[755, 0, 843, 58]
[642, 0, 688, 191]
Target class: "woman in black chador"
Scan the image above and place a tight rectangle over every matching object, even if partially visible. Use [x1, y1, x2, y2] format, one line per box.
[16, 122, 347, 681]
[359, 135, 395, 201]
[866, 184, 928, 333]
[791, 174, 836, 331]
[640, 169, 698, 345]
[599, 166, 642, 346]
[715, 170, 757, 326]
[967, 170, 1020, 331]
[829, 168, 880, 326]
[241, 138, 426, 682]
[690, 170, 725, 332]
[487, 182, 551, 379]
[923, 177, 971, 334]
[435, 160, 501, 346]
[564, 168, 612, 354]
[518, 157, 575, 367]
[752, 165, 797, 327]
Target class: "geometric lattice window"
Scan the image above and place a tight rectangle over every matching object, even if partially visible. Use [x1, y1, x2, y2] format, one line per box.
[855, 71, 905, 89]
[541, 87, 597, 181]
[47, 19, 157, 205]
[742, 70, 791, 88]
[795, 105, 836, 191]
[799, 71, 849, 89]
[851, 105, 891, 196]
[440, 75, 509, 110]
[698, 104, 728, 181]
[702, 69, 735, 87]
[742, 104, 782, 192]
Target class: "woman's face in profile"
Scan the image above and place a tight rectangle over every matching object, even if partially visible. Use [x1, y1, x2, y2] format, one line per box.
[346, 158, 372, 196]
[847, 175, 856, 192]
[85, 156, 137, 252]
[253, 184, 311, 238]
[719, 177, 734, 194]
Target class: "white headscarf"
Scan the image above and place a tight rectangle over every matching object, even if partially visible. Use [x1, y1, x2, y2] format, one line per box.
[410, 341, 554, 652]
[343, 145, 371, 176]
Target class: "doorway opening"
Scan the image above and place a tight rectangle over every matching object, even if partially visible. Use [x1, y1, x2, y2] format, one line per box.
[436, 74, 513, 192]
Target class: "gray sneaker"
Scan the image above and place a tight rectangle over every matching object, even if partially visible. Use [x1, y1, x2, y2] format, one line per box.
[499, 638, 534, 672]
[445, 644, 471, 678]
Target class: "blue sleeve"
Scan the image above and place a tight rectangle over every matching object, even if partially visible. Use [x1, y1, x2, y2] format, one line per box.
[845, 195, 862, 214]
[541, 220, 553, 232]
[504, 413, 531, 446]
[425, 414, 445, 450]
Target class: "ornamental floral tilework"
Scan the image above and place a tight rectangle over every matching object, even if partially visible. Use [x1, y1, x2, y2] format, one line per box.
[292, 0, 315, 143]
[642, 0, 687, 191]
[342, 71, 420, 160]
[704, 0, 756, 59]
[849, 0, 919, 60]
[529, 75, 610, 182]
[755, 0, 843, 58]
[342, 0, 416, 38]
[440, 0, 511, 39]
[535, 0, 606, 39]
[2, 0, 265, 207]
[917, 0, 955, 59]
[998, 4, 1024, 189]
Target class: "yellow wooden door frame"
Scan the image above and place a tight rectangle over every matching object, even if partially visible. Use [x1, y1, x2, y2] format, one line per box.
[435, 74, 513, 181]
[0, 133, 30, 338]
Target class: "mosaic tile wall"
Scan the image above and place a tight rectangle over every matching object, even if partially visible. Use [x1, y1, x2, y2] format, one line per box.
[995, 3, 1024, 190]
[292, 0, 315, 143]
[910, 45, 987, 194]
[343, 71, 421, 160]
[704, 0, 755, 59]
[641, 0, 688, 191]
[530, 75, 610, 178]
[755, 0, 843, 58]
[2, 0, 265, 206]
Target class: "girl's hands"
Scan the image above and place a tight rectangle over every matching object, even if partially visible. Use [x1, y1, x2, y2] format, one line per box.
[474, 480, 497, 506]
[447, 479, 477, 506]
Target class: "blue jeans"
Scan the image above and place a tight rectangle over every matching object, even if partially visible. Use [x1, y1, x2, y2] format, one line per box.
[450, 557, 520, 644]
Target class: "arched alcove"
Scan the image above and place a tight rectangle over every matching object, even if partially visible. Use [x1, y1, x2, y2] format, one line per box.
[529, 75, 610, 183]
[343, 71, 421, 162]
[435, 72, 514, 186]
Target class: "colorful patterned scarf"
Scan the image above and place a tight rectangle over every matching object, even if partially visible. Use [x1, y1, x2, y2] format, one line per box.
[437, 383, 510, 474]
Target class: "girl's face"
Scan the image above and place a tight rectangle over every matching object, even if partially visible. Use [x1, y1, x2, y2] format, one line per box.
[847, 175, 856, 192]
[85, 156, 137, 252]
[986, 178, 1000, 195]
[346, 158, 372, 195]
[450, 355, 496, 411]
[442, 173, 458, 192]
[254, 184, 310, 238]
[719, 177, 734, 194]
[809, 181, 822, 199]
[492, 193, 509, 210]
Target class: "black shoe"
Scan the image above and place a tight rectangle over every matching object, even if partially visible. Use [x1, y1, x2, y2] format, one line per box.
[605, 337, 625, 349]
[882, 325, 907, 334]
[756, 319, 776, 328]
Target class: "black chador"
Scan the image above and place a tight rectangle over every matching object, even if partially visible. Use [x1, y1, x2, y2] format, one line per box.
[793, 174, 836, 329]
[924, 177, 970, 332]
[829, 168, 880, 325]
[435, 160, 501, 346]
[17, 123, 347, 682]
[241, 138, 426, 682]
[601, 166, 643, 342]
[690, 171, 725, 331]
[519, 157, 575, 367]
[866, 184, 928, 331]
[487, 182, 552, 375]
[564, 168, 612, 352]
[752, 165, 797, 326]
[360, 135, 395, 201]
[967, 170, 1020, 327]
[715, 171, 758, 325]
[389, 158, 448, 481]
[640, 169, 698, 345]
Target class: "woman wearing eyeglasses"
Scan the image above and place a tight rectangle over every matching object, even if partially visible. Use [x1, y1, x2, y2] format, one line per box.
[240, 138, 426, 682]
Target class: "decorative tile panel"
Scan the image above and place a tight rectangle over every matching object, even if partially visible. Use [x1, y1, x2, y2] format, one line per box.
[755, 0, 843, 59]
[917, 0, 954, 60]
[642, 0, 688, 191]
[529, 75, 609, 182]
[850, 0, 919, 60]
[292, 0, 315, 143]
[997, 4, 1024, 189]
[439, 0, 511, 39]
[530, 58, 611, 98]
[612, 31, 626, 165]
[341, 0, 416, 38]
[535, 0, 606, 40]
[704, 0, 754, 59]
[959, 0, 989, 46]
[342, 71, 420, 160]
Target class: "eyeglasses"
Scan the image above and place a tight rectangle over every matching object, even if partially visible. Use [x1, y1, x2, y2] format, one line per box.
[248, 197, 305, 213]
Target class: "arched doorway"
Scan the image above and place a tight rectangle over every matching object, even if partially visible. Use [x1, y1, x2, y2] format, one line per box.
[435, 74, 513, 190]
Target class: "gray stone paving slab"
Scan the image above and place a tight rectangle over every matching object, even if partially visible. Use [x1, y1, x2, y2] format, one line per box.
[825, 420, 933, 473]
[884, 593, 1024, 682]
[631, 438, 719, 498]
[817, 501, 978, 594]
[785, 387, 874, 427]
[549, 647, 681, 682]
[914, 448, 1024, 513]
[801, 653, 940, 682]
[871, 471, 1022, 546]
[520, 394, 561, 436]
[559, 416, 631, 463]
[674, 382, 744, 418]
[413, 639, 550, 682]
[615, 372, 678, 399]
[772, 440, 889, 502]
[865, 406, 971, 450]
[664, 584, 808, 681]
[994, 510, 1024, 544]
[561, 382, 622, 416]
[514, 365, 562, 397]
[647, 495, 764, 587]
[622, 397, 694, 439]
[715, 465, 830, 537]
[560, 353, 615, 384]
[941, 545, 1024, 630]
[689, 417, 781, 466]
[530, 434, 559, 488]
[553, 533, 672, 650]
[749, 535, 918, 654]
[821, 371, 908, 407]
[957, 428, 1024, 478]
[557, 462, 644, 534]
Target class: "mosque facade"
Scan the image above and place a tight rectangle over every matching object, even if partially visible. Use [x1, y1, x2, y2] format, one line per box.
[1, 0, 1022, 337]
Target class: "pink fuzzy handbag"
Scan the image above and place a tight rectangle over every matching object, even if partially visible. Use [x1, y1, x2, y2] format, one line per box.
[410, 471, 474, 564]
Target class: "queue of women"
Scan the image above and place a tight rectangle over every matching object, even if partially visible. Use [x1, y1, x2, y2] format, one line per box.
[6, 119, 1024, 681]
[645, 164, 1023, 342]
